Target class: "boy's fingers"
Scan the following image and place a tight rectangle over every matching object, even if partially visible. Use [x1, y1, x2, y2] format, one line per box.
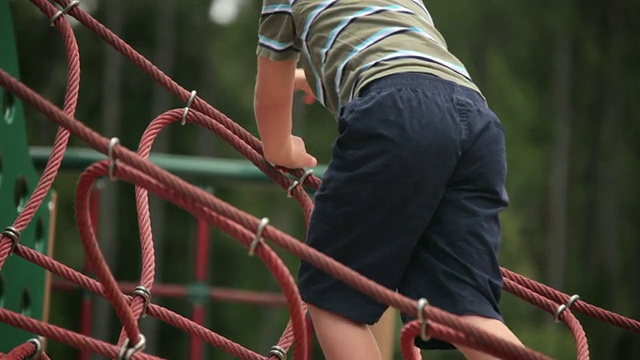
[306, 154, 318, 167]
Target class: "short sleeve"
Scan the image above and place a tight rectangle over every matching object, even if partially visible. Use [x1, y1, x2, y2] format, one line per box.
[256, 0, 301, 61]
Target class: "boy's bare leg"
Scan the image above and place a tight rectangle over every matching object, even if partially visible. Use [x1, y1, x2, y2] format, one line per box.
[308, 305, 383, 360]
[455, 315, 523, 360]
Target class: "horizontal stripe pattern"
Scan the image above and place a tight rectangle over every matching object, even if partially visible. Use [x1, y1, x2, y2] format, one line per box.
[261, 4, 292, 15]
[257, 0, 478, 114]
[258, 35, 295, 52]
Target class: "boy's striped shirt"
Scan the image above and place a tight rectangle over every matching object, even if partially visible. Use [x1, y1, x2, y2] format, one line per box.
[257, 0, 481, 115]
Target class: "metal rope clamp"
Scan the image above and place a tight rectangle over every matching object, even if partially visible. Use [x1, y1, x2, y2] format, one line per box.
[132, 286, 151, 318]
[417, 298, 430, 341]
[286, 169, 314, 198]
[553, 294, 580, 323]
[2, 226, 21, 255]
[248, 217, 269, 257]
[49, 0, 80, 27]
[107, 137, 120, 181]
[118, 335, 146, 360]
[25, 337, 43, 360]
[268, 345, 287, 360]
[181, 90, 197, 125]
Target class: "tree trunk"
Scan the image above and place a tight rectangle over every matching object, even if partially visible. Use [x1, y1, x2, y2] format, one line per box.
[597, 0, 626, 357]
[92, 1, 124, 358]
[546, 31, 572, 290]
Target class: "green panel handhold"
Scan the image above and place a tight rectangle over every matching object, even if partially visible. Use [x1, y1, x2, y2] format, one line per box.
[0, 0, 52, 351]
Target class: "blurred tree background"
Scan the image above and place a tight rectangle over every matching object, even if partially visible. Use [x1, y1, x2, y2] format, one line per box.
[4, 0, 640, 358]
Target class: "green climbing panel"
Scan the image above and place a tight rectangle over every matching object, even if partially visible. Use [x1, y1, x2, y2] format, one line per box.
[0, 0, 52, 351]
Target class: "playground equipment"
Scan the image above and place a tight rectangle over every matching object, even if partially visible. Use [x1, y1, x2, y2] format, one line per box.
[0, 0, 53, 350]
[1, 0, 639, 359]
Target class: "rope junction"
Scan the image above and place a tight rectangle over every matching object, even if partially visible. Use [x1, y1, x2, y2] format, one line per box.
[0, 0, 639, 359]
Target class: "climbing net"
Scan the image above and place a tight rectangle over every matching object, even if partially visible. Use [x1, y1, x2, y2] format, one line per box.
[0, 1, 638, 359]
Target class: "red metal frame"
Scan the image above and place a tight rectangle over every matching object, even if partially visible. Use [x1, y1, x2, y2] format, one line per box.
[190, 217, 209, 360]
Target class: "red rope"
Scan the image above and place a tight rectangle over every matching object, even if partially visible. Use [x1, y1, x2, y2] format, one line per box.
[136, 111, 309, 358]
[0, 0, 79, 270]
[46, 0, 320, 213]
[0, 0, 637, 358]
[0, 341, 51, 360]
[400, 320, 517, 360]
[2, 342, 36, 360]
[502, 268, 640, 333]
[502, 278, 590, 359]
[0, 352, 50, 360]
[15, 244, 265, 359]
[0, 308, 161, 360]
[85, 160, 311, 359]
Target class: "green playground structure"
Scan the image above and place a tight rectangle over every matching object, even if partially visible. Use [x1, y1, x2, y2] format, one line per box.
[0, 0, 54, 350]
[28, 146, 327, 184]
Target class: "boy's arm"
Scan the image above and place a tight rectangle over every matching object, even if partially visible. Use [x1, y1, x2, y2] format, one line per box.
[255, 56, 317, 168]
[254, 0, 316, 168]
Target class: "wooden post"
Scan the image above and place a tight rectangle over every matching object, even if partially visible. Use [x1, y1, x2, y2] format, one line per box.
[371, 308, 397, 360]
[41, 192, 57, 351]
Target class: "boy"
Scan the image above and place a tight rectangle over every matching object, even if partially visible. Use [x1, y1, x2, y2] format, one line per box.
[253, 1, 523, 359]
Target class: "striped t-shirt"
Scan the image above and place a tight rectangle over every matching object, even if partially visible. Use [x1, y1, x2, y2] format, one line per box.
[257, 0, 481, 116]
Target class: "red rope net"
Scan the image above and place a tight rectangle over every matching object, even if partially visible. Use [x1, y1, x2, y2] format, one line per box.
[0, 1, 638, 359]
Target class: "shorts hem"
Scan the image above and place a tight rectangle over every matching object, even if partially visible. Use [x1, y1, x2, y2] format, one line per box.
[300, 287, 386, 326]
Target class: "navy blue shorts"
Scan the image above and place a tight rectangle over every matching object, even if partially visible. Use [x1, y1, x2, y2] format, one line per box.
[298, 73, 508, 350]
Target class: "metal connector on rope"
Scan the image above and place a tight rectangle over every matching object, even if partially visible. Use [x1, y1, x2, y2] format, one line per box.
[553, 294, 580, 322]
[417, 298, 430, 341]
[25, 337, 43, 360]
[132, 286, 151, 318]
[248, 217, 269, 256]
[118, 335, 146, 360]
[268, 345, 287, 360]
[286, 169, 314, 198]
[107, 137, 120, 181]
[2, 226, 21, 254]
[181, 90, 197, 125]
[49, 1, 80, 27]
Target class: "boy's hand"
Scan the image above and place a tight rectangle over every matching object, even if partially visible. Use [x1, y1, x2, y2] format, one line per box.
[294, 69, 316, 104]
[263, 135, 317, 169]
